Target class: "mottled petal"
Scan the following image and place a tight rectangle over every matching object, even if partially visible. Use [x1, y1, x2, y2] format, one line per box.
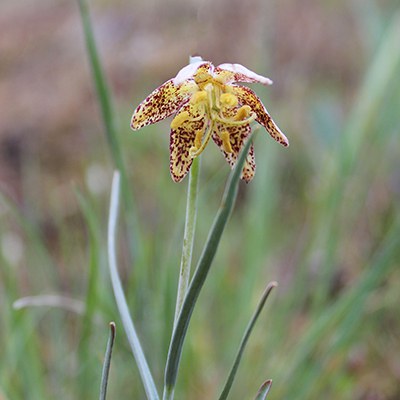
[173, 61, 213, 85]
[232, 85, 289, 147]
[241, 144, 256, 183]
[215, 63, 273, 86]
[169, 106, 206, 182]
[212, 122, 256, 182]
[131, 80, 192, 130]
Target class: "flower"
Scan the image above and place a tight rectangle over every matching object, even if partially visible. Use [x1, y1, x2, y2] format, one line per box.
[131, 59, 289, 182]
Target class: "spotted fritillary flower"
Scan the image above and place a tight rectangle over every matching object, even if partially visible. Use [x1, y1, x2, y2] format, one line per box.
[131, 59, 289, 182]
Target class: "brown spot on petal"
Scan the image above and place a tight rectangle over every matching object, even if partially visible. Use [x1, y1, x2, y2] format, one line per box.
[131, 80, 191, 130]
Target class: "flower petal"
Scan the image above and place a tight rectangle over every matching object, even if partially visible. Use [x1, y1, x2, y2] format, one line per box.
[173, 61, 213, 85]
[241, 144, 256, 183]
[131, 79, 192, 130]
[232, 86, 289, 147]
[169, 106, 206, 182]
[212, 122, 256, 182]
[216, 63, 273, 86]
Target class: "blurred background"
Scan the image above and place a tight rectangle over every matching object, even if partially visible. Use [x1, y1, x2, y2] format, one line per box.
[1, 0, 399, 399]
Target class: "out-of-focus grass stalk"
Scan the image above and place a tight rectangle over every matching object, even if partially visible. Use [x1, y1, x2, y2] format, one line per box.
[78, 0, 142, 260]
[99, 322, 116, 400]
[218, 282, 277, 400]
[75, 189, 102, 398]
[0, 193, 56, 280]
[173, 157, 200, 326]
[282, 216, 400, 398]
[163, 134, 254, 400]
[107, 171, 159, 400]
[311, 12, 400, 308]
[0, 255, 46, 398]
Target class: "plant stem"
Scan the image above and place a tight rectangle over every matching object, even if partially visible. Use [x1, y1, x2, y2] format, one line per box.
[163, 134, 255, 400]
[99, 322, 116, 400]
[173, 157, 200, 326]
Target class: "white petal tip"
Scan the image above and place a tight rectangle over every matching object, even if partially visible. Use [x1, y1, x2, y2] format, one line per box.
[218, 63, 273, 85]
[172, 61, 211, 85]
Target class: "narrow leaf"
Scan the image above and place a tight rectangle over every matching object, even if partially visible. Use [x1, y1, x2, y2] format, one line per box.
[255, 380, 273, 400]
[107, 171, 160, 400]
[78, 0, 142, 261]
[99, 322, 116, 400]
[163, 133, 255, 400]
[218, 282, 277, 400]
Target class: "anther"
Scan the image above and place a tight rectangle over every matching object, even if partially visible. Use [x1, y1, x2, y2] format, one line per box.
[220, 131, 233, 153]
[234, 105, 251, 121]
[190, 91, 208, 105]
[220, 93, 238, 108]
[171, 111, 190, 129]
[194, 130, 203, 149]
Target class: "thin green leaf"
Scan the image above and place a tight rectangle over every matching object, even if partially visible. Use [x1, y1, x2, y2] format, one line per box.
[99, 322, 116, 400]
[163, 133, 255, 400]
[107, 171, 159, 400]
[77, 0, 123, 171]
[255, 380, 272, 400]
[77, 0, 142, 261]
[218, 282, 277, 400]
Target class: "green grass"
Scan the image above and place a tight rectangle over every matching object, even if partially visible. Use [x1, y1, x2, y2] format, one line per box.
[1, 2, 400, 400]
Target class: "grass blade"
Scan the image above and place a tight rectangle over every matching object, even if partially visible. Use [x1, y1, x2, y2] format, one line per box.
[77, 0, 124, 171]
[78, 0, 142, 260]
[99, 322, 116, 400]
[107, 171, 159, 400]
[218, 282, 277, 400]
[255, 380, 272, 400]
[163, 133, 255, 400]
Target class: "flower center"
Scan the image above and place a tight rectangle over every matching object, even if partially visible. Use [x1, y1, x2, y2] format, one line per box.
[171, 77, 256, 158]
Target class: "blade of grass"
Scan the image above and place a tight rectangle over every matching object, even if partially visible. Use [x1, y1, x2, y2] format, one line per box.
[13, 295, 84, 314]
[78, 0, 142, 261]
[255, 380, 272, 400]
[0, 253, 46, 398]
[163, 133, 255, 400]
[310, 11, 400, 309]
[218, 282, 277, 400]
[107, 171, 159, 400]
[99, 322, 116, 400]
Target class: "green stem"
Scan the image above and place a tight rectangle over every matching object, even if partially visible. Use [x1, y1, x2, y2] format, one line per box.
[173, 157, 200, 326]
[163, 133, 255, 400]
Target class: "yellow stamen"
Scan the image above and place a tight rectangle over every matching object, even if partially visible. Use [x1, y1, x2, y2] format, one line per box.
[234, 105, 251, 121]
[194, 72, 213, 86]
[189, 122, 214, 158]
[220, 93, 238, 108]
[220, 131, 233, 153]
[214, 70, 233, 84]
[190, 90, 208, 105]
[171, 111, 189, 129]
[194, 130, 203, 149]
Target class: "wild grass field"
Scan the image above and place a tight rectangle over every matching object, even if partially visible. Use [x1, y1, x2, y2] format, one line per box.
[0, 0, 399, 399]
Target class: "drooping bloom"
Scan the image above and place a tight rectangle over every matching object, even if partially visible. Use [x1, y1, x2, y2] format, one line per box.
[131, 59, 289, 182]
